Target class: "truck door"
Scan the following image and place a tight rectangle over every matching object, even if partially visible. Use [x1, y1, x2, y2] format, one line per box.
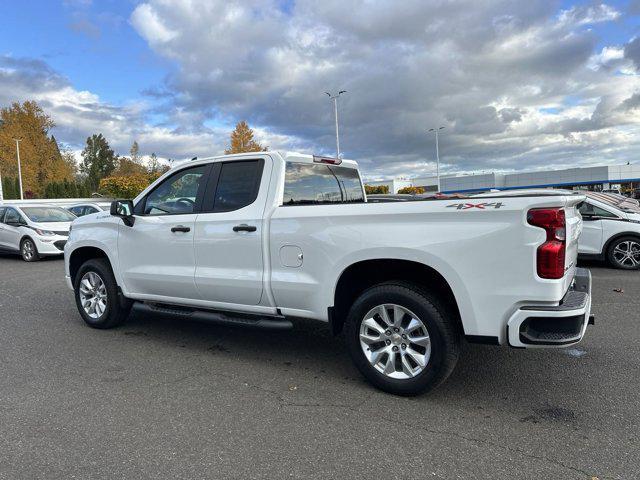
[193, 156, 270, 306]
[117, 163, 211, 300]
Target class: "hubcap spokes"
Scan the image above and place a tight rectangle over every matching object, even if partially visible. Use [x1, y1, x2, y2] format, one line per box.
[359, 304, 431, 379]
[79, 271, 107, 319]
[613, 241, 640, 267]
[23, 242, 34, 259]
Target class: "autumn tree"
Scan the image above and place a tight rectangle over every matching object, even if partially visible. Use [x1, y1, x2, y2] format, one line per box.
[0, 101, 73, 196]
[80, 134, 117, 192]
[224, 121, 268, 154]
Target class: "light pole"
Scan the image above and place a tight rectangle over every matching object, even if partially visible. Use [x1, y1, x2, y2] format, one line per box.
[0, 166, 3, 202]
[14, 139, 24, 200]
[325, 90, 347, 158]
[428, 127, 445, 192]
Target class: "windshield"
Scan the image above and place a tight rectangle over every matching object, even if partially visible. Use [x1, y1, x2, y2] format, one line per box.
[586, 192, 640, 214]
[21, 207, 77, 222]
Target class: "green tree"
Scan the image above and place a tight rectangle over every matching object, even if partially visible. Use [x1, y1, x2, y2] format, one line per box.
[80, 134, 117, 192]
[224, 121, 268, 154]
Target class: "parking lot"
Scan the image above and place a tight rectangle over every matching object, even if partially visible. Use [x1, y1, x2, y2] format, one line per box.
[0, 255, 637, 480]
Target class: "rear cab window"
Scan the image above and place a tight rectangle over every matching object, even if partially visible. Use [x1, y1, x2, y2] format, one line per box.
[283, 162, 365, 206]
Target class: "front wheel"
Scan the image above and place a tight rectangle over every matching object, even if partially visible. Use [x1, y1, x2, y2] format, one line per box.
[345, 282, 460, 396]
[74, 258, 131, 328]
[607, 236, 640, 270]
[21, 238, 40, 262]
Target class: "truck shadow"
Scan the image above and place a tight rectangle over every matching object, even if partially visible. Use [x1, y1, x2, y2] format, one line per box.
[120, 309, 597, 408]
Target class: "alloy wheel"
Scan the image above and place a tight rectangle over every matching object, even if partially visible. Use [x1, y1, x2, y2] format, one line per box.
[22, 240, 35, 261]
[359, 304, 431, 379]
[79, 271, 108, 319]
[613, 240, 640, 268]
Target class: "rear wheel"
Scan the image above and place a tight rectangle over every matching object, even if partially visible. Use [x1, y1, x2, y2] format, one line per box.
[74, 258, 131, 328]
[607, 236, 640, 270]
[345, 282, 460, 396]
[20, 238, 40, 262]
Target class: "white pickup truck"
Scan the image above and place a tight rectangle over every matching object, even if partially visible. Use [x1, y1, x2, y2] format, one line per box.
[64, 151, 593, 395]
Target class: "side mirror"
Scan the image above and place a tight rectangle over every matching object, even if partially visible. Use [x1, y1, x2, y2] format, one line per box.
[110, 200, 135, 227]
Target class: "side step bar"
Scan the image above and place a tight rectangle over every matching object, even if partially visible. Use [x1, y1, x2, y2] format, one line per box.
[131, 302, 293, 330]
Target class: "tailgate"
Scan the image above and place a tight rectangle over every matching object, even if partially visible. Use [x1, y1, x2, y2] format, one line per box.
[563, 196, 584, 292]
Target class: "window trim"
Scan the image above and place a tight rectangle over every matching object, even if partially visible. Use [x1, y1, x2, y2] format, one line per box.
[134, 163, 213, 216]
[281, 162, 365, 207]
[200, 159, 265, 213]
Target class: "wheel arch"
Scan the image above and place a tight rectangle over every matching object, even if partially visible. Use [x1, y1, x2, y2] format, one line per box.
[69, 246, 111, 285]
[602, 231, 640, 256]
[330, 259, 464, 336]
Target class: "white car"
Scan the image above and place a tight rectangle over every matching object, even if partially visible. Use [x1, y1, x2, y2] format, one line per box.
[577, 191, 640, 269]
[67, 202, 112, 218]
[0, 204, 76, 261]
[64, 151, 592, 395]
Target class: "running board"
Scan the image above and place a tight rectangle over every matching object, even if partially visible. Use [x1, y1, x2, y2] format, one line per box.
[131, 302, 293, 330]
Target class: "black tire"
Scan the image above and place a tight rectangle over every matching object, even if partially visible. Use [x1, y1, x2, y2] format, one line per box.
[20, 238, 40, 262]
[606, 236, 640, 270]
[73, 258, 132, 329]
[345, 282, 460, 396]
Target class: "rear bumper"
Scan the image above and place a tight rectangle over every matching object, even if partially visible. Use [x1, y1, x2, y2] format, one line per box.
[507, 268, 593, 348]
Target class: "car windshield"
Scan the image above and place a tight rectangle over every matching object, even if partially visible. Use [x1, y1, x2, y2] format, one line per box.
[586, 192, 640, 214]
[21, 207, 77, 222]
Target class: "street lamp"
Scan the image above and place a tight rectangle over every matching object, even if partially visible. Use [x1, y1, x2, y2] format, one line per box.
[325, 90, 347, 159]
[428, 127, 445, 192]
[14, 139, 24, 200]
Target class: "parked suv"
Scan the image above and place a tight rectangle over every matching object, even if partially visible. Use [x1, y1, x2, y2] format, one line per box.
[0, 204, 76, 261]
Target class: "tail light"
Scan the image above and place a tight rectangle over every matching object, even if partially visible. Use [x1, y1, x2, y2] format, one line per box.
[313, 155, 342, 165]
[527, 208, 566, 279]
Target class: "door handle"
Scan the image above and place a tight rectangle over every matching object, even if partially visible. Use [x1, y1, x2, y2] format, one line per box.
[171, 225, 191, 233]
[233, 224, 257, 232]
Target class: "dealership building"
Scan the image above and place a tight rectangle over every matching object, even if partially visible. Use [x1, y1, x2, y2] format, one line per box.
[365, 164, 640, 194]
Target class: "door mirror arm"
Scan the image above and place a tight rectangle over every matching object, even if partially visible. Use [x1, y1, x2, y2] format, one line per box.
[110, 200, 136, 227]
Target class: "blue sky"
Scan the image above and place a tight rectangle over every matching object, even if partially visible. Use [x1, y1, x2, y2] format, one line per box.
[2, 1, 640, 177]
[0, 0, 168, 104]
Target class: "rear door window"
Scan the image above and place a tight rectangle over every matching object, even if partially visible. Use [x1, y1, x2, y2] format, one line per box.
[283, 163, 364, 205]
[210, 160, 264, 213]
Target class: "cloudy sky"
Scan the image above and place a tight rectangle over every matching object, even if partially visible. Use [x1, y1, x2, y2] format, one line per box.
[2, 0, 640, 180]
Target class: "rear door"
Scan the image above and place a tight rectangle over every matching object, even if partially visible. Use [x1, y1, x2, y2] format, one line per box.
[193, 157, 270, 305]
[118, 163, 211, 300]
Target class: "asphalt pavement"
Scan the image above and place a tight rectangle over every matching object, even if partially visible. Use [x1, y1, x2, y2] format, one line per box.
[0, 254, 638, 479]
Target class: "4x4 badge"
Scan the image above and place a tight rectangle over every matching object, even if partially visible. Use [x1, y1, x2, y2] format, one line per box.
[446, 202, 504, 210]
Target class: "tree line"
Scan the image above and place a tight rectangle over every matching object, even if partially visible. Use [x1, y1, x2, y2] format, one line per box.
[0, 101, 268, 199]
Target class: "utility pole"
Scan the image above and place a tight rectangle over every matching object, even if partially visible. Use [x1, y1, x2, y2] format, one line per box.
[14, 139, 24, 200]
[325, 90, 347, 158]
[0, 166, 3, 202]
[428, 127, 445, 192]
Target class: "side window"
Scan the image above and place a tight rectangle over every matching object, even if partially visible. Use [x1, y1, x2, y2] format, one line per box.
[283, 163, 365, 205]
[142, 165, 208, 215]
[69, 207, 82, 216]
[86, 207, 98, 214]
[579, 202, 617, 218]
[212, 160, 264, 212]
[5, 208, 22, 224]
[0, 207, 5, 222]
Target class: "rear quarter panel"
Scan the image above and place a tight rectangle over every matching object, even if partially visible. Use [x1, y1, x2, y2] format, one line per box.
[269, 196, 577, 341]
